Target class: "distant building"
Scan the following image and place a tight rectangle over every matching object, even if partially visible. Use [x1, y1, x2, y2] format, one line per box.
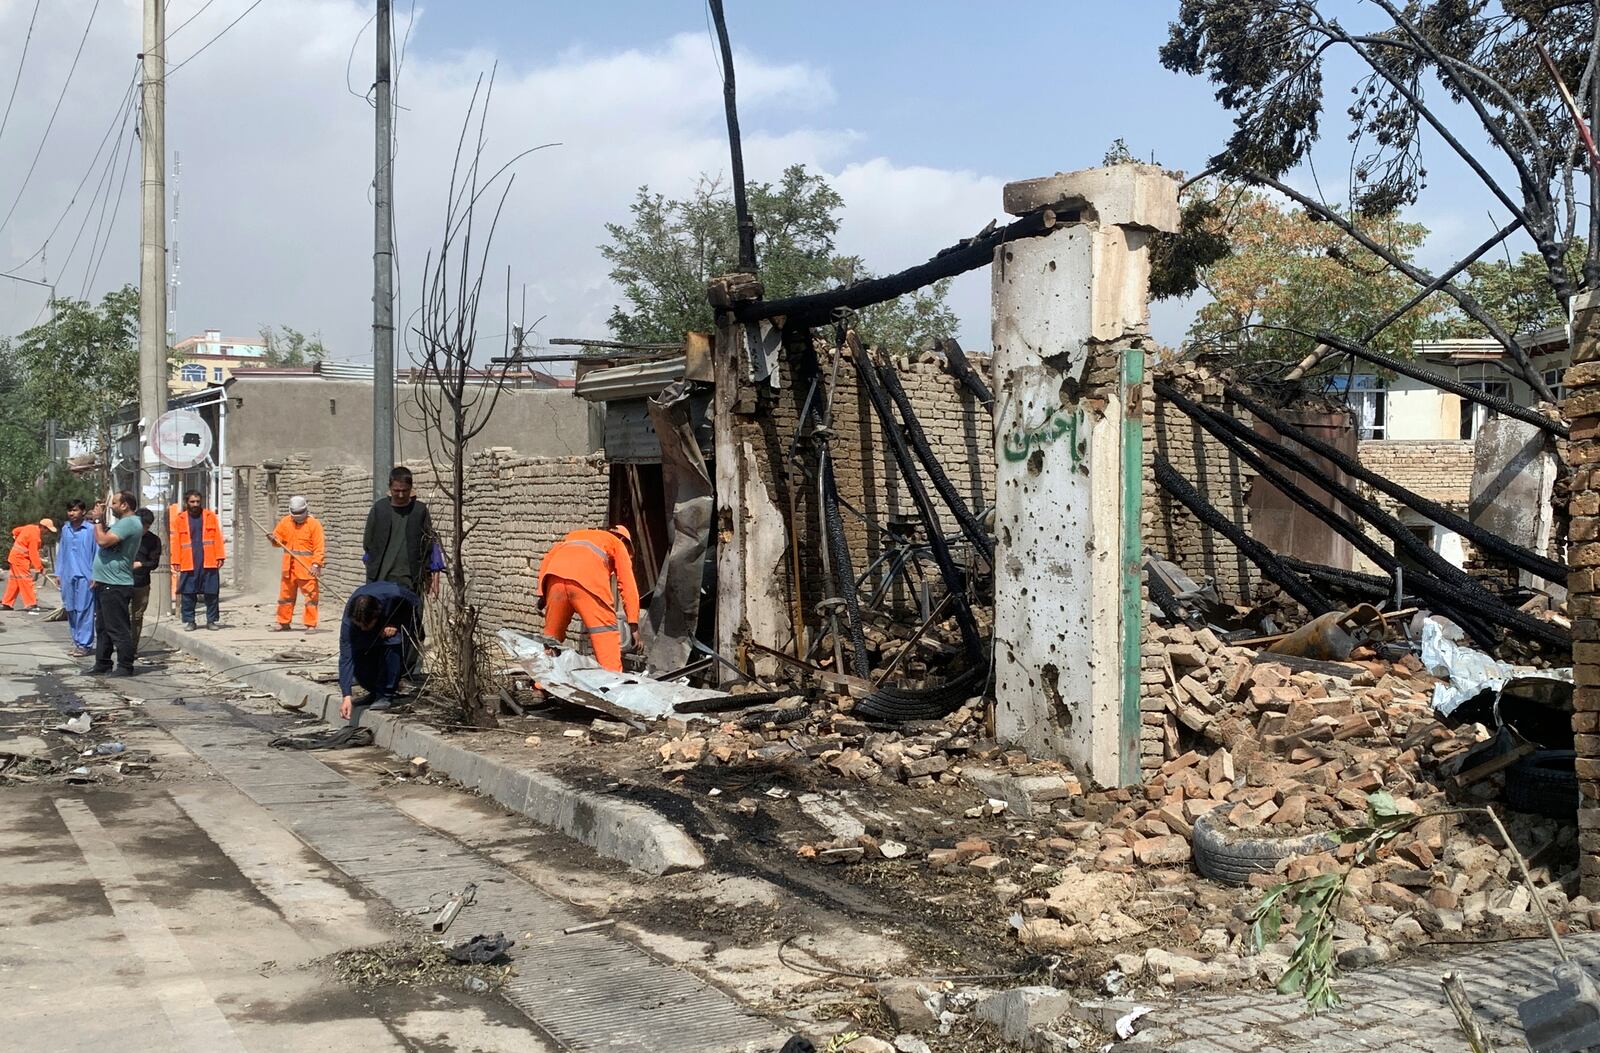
[170, 327, 268, 393]
[1337, 327, 1567, 575]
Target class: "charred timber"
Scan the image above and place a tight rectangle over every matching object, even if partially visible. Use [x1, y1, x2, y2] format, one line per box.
[733, 210, 1060, 326]
[939, 337, 994, 412]
[1153, 455, 1336, 616]
[1224, 383, 1567, 582]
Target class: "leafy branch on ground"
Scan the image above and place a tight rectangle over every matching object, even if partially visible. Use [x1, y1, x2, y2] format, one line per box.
[1249, 792, 1555, 1013]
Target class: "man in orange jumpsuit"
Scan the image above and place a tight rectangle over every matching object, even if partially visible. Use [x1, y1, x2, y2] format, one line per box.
[170, 489, 226, 630]
[537, 525, 641, 672]
[269, 495, 325, 631]
[3, 518, 55, 612]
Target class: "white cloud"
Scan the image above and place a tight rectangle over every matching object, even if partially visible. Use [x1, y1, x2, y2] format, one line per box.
[0, 1, 1026, 363]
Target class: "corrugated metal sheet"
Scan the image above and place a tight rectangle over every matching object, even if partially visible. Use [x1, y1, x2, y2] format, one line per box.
[603, 392, 711, 464]
[575, 357, 686, 402]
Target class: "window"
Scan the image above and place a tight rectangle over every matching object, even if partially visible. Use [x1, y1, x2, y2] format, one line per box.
[179, 363, 206, 383]
[1333, 374, 1387, 439]
[1458, 363, 1510, 440]
[1544, 367, 1567, 402]
[213, 367, 224, 382]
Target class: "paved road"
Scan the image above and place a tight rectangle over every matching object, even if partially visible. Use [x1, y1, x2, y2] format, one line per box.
[0, 612, 773, 1053]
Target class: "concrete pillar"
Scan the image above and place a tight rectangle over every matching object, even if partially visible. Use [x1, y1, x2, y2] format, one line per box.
[990, 164, 1179, 787]
[1565, 289, 1600, 899]
[709, 274, 792, 680]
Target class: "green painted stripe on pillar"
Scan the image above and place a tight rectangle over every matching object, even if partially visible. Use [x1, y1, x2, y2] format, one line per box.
[1119, 347, 1145, 786]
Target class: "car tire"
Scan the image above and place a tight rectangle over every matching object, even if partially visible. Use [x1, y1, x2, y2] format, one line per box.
[1191, 811, 1337, 886]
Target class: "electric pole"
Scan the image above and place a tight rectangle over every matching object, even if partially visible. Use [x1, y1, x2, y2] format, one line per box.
[138, 0, 169, 549]
[372, 0, 395, 497]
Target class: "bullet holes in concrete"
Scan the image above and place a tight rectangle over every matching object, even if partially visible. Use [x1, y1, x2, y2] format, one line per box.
[1028, 448, 1044, 476]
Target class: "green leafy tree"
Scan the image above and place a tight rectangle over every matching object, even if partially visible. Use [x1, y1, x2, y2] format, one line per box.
[600, 164, 957, 350]
[1428, 240, 1587, 339]
[13, 284, 140, 462]
[259, 324, 329, 366]
[1182, 186, 1438, 365]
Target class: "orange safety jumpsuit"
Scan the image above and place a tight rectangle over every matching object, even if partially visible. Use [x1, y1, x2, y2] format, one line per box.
[537, 529, 640, 672]
[168, 505, 226, 597]
[3, 523, 43, 609]
[271, 513, 326, 628]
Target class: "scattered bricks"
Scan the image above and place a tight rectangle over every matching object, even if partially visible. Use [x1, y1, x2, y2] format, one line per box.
[1176, 704, 1213, 733]
[817, 846, 866, 865]
[1166, 644, 1208, 669]
[969, 855, 1009, 875]
[1206, 748, 1234, 785]
[1161, 750, 1203, 775]
[1243, 785, 1277, 807]
[1270, 796, 1307, 827]
[1374, 882, 1424, 912]
[1095, 845, 1135, 868]
[1184, 798, 1224, 822]
[1042, 837, 1076, 856]
[903, 755, 950, 779]
[1133, 835, 1192, 866]
[1155, 805, 1194, 837]
[1223, 662, 1255, 702]
[1346, 770, 1383, 793]
[1427, 887, 1460, 910]
[874, 979, 939, 1033]
[954, 839, 993, 859]
[1332, 714, 1377, 741]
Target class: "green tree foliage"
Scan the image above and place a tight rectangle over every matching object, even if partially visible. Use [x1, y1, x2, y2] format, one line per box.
[1182, 187, 1437, 363]
[13, 284, 140, 458]
[1428, 240, 1587, 338]
[259, 324, 329, 366]
[0, 284, 140, 528]
[600, 164, 958, 350]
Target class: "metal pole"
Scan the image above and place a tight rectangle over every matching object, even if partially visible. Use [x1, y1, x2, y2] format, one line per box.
[138, 0, 169, 559]
[372, 0, 395, 497]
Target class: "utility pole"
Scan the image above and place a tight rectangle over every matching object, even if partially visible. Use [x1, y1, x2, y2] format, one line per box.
[138, 0, 169, 551]
[372, 0, 395, 497]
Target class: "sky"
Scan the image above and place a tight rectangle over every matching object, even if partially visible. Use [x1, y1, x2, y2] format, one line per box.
[0, 1, 1539, 366]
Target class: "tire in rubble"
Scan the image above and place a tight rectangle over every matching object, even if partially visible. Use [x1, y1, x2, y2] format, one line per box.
[854, 662, 989, 723]
[1191, 812, 1337, 887]
[1503, 749, 1578, 820]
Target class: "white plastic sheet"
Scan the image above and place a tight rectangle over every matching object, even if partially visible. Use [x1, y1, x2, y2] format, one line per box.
[497, 629, 725, 721]
[1420, 617, 1570, 716]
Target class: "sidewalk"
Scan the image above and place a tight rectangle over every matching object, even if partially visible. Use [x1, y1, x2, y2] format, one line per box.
[149, 602, 706, 875]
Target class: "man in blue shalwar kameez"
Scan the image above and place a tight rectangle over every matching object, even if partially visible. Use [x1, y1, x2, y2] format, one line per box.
[55, 499, 97, 655]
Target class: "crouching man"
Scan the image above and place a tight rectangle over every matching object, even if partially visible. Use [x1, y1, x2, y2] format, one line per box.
[338, 580, 420, 721]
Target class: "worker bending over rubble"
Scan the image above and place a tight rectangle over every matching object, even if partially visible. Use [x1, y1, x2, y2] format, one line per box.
[536, 525, 641, 672]
[338, 581, 419, 721]
[3, 517, 53, 611]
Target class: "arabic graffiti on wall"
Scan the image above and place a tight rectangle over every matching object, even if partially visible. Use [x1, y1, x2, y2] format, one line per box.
[1002, 404, 1084, 466]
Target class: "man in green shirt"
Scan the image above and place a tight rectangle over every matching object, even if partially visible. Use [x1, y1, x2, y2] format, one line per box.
[88, 490, 144, 677]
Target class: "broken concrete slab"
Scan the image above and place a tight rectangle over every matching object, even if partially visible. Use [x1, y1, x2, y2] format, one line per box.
[963, 766, 1077, 818]
[1002, 164, 1181, 231]
[875, 978, 940, 1033]
[975, 986, 1077, 1045]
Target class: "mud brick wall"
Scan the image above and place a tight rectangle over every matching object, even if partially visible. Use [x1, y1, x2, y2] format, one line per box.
[248, 451, 609, 637]
[1564, 353, 1600, 900]
[1356, 440, 1474, 503]
[1142, 365, 1258, 605]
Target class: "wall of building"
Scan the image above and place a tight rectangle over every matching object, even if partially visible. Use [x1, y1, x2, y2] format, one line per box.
[225, 376, 602, 471]
[240, 451, 610, 637]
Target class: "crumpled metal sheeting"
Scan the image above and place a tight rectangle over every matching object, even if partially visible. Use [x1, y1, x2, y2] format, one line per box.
[497, 629, 725, 721]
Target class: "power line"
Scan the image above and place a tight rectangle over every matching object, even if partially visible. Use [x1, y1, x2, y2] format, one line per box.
[49, 87, 137, 295]
[80, 90, 141, 299]
[0, 0, 45, 152]
[4, 67, 139, 278]
[0, 0, 104, 240]
[167, 0, 223, 42]
[167, 0, 269, 77]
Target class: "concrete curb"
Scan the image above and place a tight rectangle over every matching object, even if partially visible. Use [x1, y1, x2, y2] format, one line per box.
[151, 623, 706, 875]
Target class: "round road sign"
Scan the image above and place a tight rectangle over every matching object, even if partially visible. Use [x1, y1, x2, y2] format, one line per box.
[149, 408, 213, 469]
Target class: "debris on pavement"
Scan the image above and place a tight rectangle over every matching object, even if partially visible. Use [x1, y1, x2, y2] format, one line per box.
[319, 937, 513, 991]
[447, 932, 516, 965]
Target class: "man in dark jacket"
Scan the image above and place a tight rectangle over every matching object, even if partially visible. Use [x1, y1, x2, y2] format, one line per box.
[130, 508, 162, 641]
[338, 580, 420, 721]
[362, 466, 435, 676]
